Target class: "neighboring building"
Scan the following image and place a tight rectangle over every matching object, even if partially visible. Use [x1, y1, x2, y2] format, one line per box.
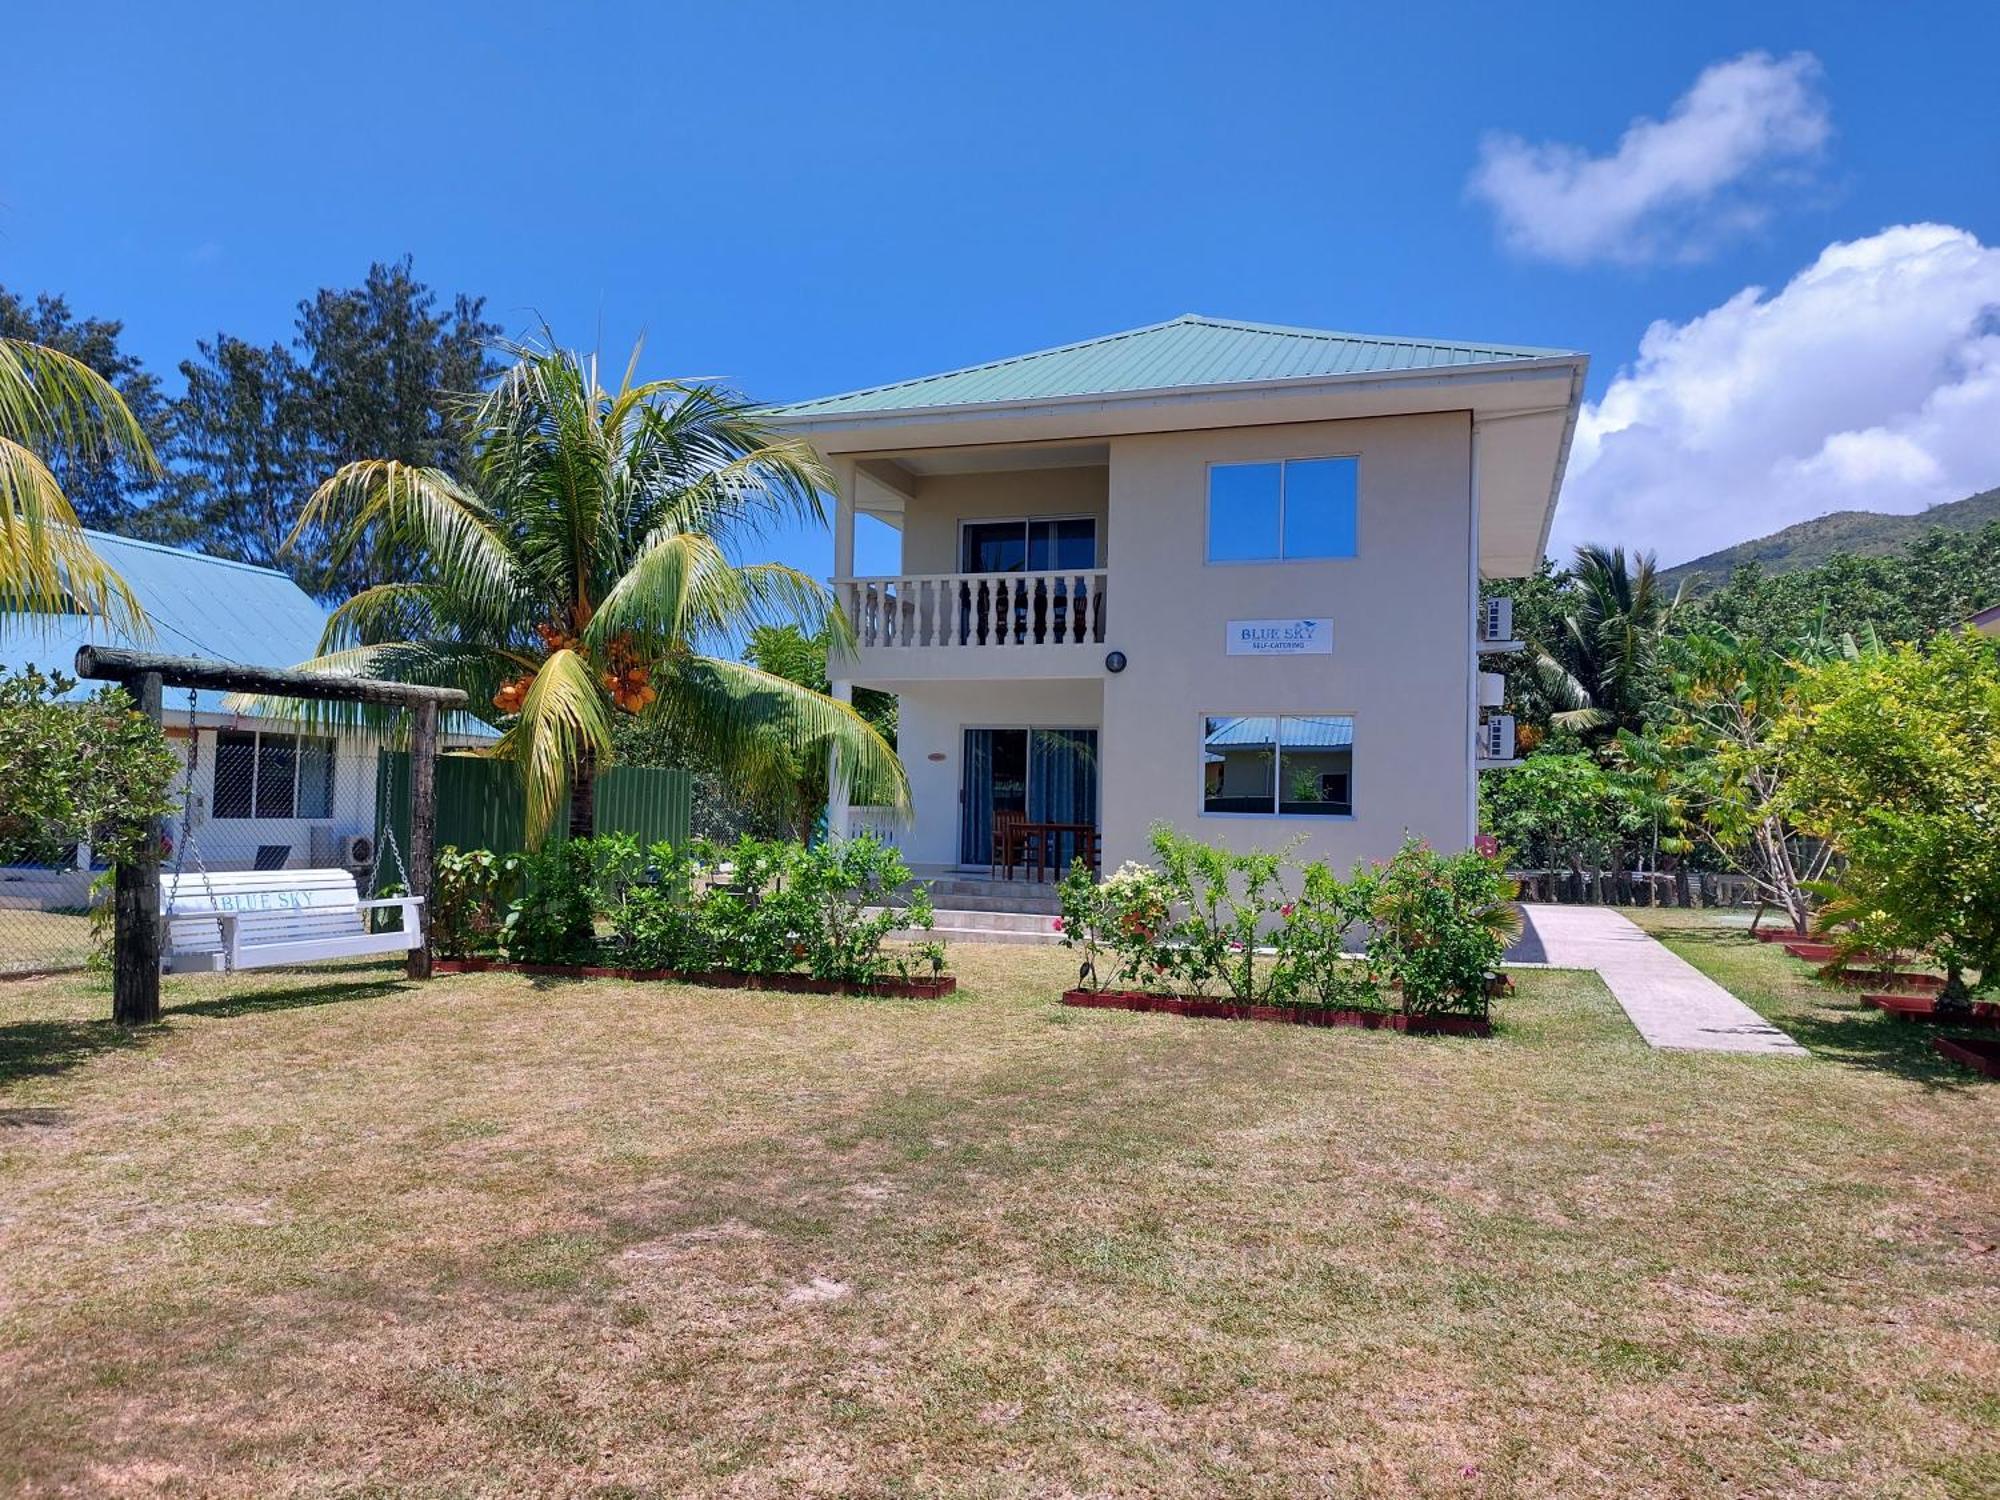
[0, 531, 486, 908]
[1974, 602, 2000, 636]
[769, 315, 1586, 877]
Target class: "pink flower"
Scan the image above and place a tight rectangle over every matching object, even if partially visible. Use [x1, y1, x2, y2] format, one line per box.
[1051, 917, 1065, 932]
[1280, 903, 1295, 917]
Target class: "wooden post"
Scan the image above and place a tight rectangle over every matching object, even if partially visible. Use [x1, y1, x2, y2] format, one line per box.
[113, 671, 163, 1026]
[406, 700, 438, 980]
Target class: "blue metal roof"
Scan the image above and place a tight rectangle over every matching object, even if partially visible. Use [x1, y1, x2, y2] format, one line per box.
[3, 533, 502, 739]
[772, 315, 1578, 420]
[1, 532, 331, 716]
[1205, 715, 1355, 750]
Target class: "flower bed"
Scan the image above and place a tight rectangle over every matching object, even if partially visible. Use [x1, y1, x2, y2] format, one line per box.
[433, 957, 955, 998]
[1061, 988, 1491, 1036]
[1052, 827, 1516, 1036]
[1933, 1035, 2000, 1078]
[426, 833, 952, 995]
[1863, 993, 2000, 1026]
[1817, 967, 1944, 992]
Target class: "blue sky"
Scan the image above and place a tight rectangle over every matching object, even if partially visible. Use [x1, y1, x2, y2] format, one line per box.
[5, 0, 1997, 574]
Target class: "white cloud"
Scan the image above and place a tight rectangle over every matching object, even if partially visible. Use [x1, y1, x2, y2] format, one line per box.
[1553, 223, 2000, 562]
[1470, 52, 1830, 265]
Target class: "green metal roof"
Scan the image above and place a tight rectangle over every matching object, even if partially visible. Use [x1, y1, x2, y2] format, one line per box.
[772, 314, 1578, 420]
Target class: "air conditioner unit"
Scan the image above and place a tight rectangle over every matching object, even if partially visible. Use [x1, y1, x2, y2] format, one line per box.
[1482, 714, 1516, 762]
[341, 833, 376, 870]
[1478, 671, 1506, 708]
[1479, 596, 1514, 644]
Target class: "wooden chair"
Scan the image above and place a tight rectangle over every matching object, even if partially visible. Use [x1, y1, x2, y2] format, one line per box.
[991, 811, 1037, 881]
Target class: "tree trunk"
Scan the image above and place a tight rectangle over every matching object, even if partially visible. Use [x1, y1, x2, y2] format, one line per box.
[405, 700, 438, 981]
[113, 671, 163, 1025]
[1938, 963, 1973, 1014]
[569, 752, 596, 841]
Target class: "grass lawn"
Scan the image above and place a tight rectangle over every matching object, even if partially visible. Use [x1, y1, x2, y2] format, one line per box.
[0, 922, 1994, 1497]
[0, 906, 94, 976]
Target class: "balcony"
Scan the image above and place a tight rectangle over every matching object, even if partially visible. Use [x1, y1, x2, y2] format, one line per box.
[832, 570, 1109, 681]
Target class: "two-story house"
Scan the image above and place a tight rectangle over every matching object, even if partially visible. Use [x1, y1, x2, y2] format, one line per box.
[768, 315, 1586, 882]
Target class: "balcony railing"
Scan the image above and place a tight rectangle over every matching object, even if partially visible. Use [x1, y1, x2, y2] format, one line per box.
[835, 571, 1109, 649]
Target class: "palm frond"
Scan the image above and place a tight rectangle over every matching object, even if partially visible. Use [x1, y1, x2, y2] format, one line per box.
[0, 436, 144, 630]
[290, 461, 518, 620]
[659, 656, 910, 812]
[224, 642, 511, 739]
[0, 337, 160, 472]
[490, 648, 614, 846]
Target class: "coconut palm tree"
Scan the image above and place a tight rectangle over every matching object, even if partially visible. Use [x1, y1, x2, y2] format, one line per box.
[0, 337, 150, 625]
[289, 335, 907, 844]
[1532, 544, 1686, 743]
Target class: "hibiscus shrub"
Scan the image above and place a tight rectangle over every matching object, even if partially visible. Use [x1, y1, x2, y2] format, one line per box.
[1058, 825, 1517, 1019]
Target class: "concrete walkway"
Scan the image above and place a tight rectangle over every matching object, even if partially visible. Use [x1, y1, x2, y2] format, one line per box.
[1508, 905, 1806, 1056]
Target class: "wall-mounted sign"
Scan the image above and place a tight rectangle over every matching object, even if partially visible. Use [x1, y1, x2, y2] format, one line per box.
[1226, 618, 1331, 656]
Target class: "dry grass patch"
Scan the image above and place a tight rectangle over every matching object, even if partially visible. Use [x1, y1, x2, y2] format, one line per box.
[0, 930, 1994, 1497]
[0, 906, 94, 976]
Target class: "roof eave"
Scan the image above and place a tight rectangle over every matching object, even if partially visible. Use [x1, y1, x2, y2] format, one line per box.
[765, 353, 1589, 435]
[1534, 356, 1591, 567]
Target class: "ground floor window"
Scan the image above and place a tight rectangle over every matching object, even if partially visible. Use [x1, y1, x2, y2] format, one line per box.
[1202, 715, 1353, 816]
[212, 730, 335, 820]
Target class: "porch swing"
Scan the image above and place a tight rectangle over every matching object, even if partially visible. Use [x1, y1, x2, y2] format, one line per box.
[74, 644, 468, 1024]
[157, 688, 427, 972]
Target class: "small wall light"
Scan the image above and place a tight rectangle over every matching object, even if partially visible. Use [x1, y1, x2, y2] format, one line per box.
[1104, 650, 1127, 673]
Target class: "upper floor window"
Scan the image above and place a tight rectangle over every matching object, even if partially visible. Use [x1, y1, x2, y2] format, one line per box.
[213, 730, 335, 820]
[1206, 457, 1357, 563]
[960, 517, 1098, 573]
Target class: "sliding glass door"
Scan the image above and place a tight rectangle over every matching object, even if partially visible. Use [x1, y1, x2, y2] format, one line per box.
[957, 518, 1100, 645]
[959, 727, 1099, 868]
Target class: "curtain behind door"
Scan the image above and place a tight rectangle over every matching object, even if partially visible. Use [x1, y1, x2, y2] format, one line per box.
[959, 729, 995, 865]
[1029, 729, 1099, 874]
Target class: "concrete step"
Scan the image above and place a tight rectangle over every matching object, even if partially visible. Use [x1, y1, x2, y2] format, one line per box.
[918, 877, 1062, 901]
[914, 889, 1062, 916]
[898, 915, 1062, 947]
[934, 906, 1061, 934]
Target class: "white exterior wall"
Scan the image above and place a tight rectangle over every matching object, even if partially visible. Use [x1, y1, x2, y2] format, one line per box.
[1098, 411, 1475, 872]
[900, 466, 1110, 573]
[170, 724, 388, 872]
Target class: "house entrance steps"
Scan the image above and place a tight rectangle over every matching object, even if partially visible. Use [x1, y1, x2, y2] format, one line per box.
[891, 873, 1064, 947]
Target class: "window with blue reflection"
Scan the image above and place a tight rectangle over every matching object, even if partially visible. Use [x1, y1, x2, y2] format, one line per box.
[1281, 458, 1357, 558]
[1206, 456, 1357, 562]
[1206, 463, 1281, 562]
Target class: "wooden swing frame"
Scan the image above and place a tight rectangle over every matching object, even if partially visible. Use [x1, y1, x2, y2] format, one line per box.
[75, 645, 469, 1026]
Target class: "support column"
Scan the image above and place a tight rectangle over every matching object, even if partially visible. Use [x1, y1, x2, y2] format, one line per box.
[827, 678, 854, 841]
[405, 700, 438, 980]
[113, 670, 163, 1026]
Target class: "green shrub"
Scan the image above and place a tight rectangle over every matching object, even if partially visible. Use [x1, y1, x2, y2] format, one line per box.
[1271, 861, 1381, 1010]
[1057, 856, 1173, 992]
[1146, 824, 1293, 1001]
[501, 840, 602, 964]
[1056, 828, 1514, 1018]
[1353, 836, 1518, 1018]
[598, 838, 711, 972]
[0, 665, 177, 870]
[431, 846, 523, 958]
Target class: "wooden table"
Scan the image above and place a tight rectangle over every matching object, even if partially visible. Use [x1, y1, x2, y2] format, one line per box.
[1018, 821, 1098, 882]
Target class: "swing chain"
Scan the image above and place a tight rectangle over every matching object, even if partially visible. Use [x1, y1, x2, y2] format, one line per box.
[170, 688, 219, 912]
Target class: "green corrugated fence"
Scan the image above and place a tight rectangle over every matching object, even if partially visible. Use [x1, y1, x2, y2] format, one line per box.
[373, 753, 689, 889]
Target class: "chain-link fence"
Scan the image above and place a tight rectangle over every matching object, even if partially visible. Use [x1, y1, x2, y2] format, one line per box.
[1, 703, 399, 977]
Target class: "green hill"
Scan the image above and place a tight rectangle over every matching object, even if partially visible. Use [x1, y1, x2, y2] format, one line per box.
[1660, 487, 2000, 593]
